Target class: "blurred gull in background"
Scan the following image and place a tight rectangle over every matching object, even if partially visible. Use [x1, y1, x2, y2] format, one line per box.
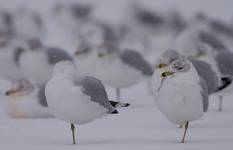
[5, 79, 53, 118]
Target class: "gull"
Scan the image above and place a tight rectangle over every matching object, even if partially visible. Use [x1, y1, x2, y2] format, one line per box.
[92, 43, 153, 100]
[174, 23, 233, 111]
[182, 43, 233, 112]
[0, 10, 13, 37]
[51, 2, 94, 50]
[45, 61, 130, 144]
[152, 49, 233, 112]
[5, 79, 53, 118]
[0, 34, 24, 80]
[12, 7, 44, 41]
[174, 22, 228, 58]
[155, 57, 208, 143]
[16, 39, 73, 84]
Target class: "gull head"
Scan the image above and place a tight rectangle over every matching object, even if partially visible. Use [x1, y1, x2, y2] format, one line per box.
[53, 60, 79, 79]
[97, 42, 119, 58]
[158, 57, 191, 92]
[5, 79, 34, 96]
[156, 50, 180, 69]
[161, 57, 191, 78]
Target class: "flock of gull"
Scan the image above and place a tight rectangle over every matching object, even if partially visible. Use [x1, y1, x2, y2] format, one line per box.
[1, 2, 233, 144]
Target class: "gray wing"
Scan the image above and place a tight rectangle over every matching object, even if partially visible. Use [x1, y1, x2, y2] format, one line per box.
[210, 20, 233, 38]
[215, 52, 233, 76]
[46, 47, 73, 65]
[120, 49, 153, 76]
[0, 11, 13, 35]
[13, 47, 25, 66]
[189, 58, 219, 94]
[134, 5, 164, 26]
[79, 76, 115, 113]
[97, 22, 119, 43]
[199, 78, 209, 112]
[199, 31, 227, 51]
[37, 84, 48, 107]
[71, 3, 92, 19]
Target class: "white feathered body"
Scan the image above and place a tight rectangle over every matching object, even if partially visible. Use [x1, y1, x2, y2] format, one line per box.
[45, 74, 108, 124]
[6, 89, 53, 118]
[93, 56, 146, 88]
[155, 67, 204, 125]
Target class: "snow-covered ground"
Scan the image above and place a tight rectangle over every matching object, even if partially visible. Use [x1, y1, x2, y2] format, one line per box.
[0, 0, 233, 149]
[1, 82, 233, 149]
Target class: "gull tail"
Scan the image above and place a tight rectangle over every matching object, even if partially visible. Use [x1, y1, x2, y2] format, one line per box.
[109, 100, 130, 108]
[216, 77, 232, 92]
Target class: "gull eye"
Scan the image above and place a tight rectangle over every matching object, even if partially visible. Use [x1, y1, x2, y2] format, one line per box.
[176, 66, 184, 71]
[161, 72, 166, 77]
[158, 64, 163, 69]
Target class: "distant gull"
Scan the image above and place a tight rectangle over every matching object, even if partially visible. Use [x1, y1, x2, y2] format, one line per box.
[0, 34, 24, 80]
[12, 7, 44, 40]
[45, 61, 130, 144]
[91, 43, 153, 100]
[154, 57, 208, 143]
[5, 79, 53, 118]
[16, 39, 73, 84]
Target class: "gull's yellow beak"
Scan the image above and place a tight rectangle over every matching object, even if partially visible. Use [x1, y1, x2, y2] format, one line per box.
[156, 63, 168, 69]
[161, 71, 175, 78]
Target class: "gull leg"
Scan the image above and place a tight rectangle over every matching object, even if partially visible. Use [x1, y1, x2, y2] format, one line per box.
[218, 96, 223, 112]
[71, 123, 76, 144]
[181, 121, 189, 143]
[179, 124, 184, 128]
[116, 88, 121, 101]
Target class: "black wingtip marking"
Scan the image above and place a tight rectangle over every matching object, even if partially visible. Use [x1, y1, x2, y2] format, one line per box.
[111, 109, 119, 114]
[217, 77, 232, 91]
[125, 103, 130, 107]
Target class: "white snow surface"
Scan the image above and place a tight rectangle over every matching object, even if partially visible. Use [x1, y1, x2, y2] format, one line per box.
[1, 82, 233, 149]
[0, 0, 233, 149]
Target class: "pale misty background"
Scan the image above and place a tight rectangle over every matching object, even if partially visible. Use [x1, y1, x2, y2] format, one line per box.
[0, 0, 233, 150]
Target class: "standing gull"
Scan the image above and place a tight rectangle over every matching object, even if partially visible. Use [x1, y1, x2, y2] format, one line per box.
[155, 57, 208, 143]
[75, 43, 153, 100]
[214, 51, 233, 111]
[152, 49, 233, 113]
[94, 43, 153, 100]
[174, 23, 233, 111]
[45, 61, 130, 144]
[187, 44, 233, 111]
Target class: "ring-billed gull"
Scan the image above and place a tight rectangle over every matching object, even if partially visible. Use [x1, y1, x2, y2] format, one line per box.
[45, 61, 130, 144]
[5, 79, 53, 118]
[155, 57, 208, 143]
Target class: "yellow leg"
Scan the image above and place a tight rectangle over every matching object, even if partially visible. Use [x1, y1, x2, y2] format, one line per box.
[181, 121, 189, 143]
[71, 123, 76, 144]
[218, 96, 223, 112]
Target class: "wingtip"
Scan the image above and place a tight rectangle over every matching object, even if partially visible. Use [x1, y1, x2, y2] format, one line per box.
[125, 103, 130, 107]
[111, 109, 119, 114]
